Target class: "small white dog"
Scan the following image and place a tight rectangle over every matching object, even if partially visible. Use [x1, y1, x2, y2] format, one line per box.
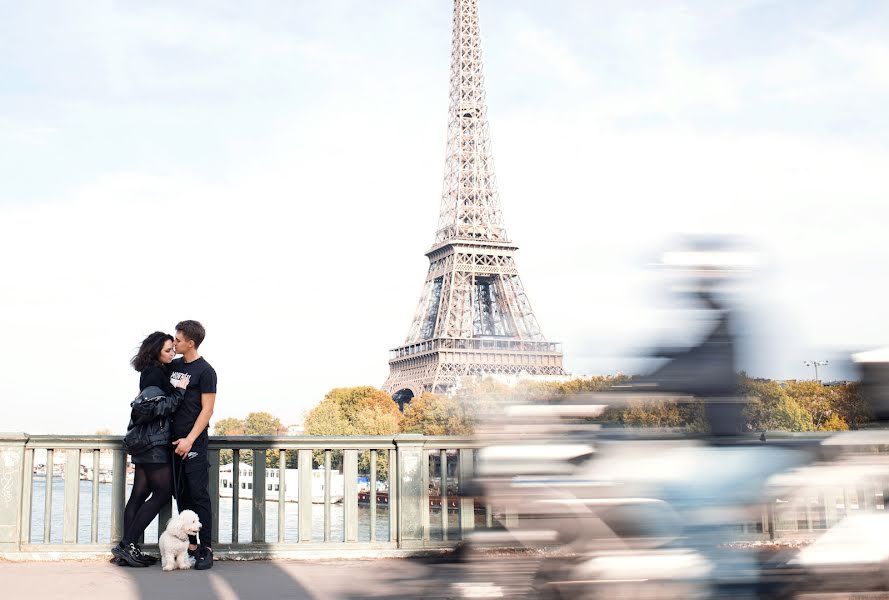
[158, 509, 202, 571]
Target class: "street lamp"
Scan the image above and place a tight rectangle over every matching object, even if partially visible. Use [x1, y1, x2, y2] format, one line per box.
[804, 360, 828, 382]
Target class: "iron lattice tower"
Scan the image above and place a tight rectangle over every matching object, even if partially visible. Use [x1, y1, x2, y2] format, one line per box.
[385, 0, 565, 404]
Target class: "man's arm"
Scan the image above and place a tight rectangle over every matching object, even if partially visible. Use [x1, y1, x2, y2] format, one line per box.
[173, 393, 216, 457]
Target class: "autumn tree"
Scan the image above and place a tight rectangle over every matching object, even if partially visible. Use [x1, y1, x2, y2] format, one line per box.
[519, 375, 632, 397]
[305, 387, 402, 436]
[244, 412, 285, 436]
[213, 412, 284, 466]
[303, 386, 402, 474]
[833, 383, 872, 430]
[214, 417, 245, 436]
[402, 393, 474, 435]
[775, 380, 870, 432]
[740, 376, 812, 432]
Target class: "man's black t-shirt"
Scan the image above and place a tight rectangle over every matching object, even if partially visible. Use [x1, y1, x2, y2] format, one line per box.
[170, 356, 217, 445]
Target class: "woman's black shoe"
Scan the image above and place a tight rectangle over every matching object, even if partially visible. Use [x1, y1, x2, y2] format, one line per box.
[111, 542, 150, 567]
[134, 543, 158, 565]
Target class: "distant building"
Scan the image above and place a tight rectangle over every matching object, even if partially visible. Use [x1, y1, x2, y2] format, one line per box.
[287, 423, 305, 437]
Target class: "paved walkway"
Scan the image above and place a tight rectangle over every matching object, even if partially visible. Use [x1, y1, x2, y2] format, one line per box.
[0, 558, 453, 600]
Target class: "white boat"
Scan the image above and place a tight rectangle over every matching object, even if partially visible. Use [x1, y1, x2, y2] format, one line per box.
[32, 464, 64, 477]
[219, 464, 344, 504]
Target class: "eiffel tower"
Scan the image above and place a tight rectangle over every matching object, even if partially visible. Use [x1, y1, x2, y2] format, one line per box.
[385, 0, 565, 406]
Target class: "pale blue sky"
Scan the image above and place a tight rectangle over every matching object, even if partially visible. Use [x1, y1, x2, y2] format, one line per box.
[2, 0, 889, 433]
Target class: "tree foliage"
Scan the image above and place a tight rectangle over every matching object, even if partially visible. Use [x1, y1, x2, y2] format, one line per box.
[213, 412, 284, 466]
[304, 387, 402, 436]
[214, 417, 245, 436]
[741, 376, 813, 432]
[244, 412, 284, 436]
[204, 374, 873, 474]
[303, 386, 402, 474]
[740, 376, 871, 432]
[402, 393, 474, 436]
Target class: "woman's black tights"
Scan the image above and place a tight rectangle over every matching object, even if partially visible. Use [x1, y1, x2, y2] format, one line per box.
[122, 463, 173, 545]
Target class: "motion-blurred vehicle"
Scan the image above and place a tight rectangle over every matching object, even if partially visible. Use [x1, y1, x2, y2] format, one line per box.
[442, 244, 889, 599]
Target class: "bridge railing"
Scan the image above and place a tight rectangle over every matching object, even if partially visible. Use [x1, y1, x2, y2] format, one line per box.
[0, 433, 495, 559]
[4, 432, 887, 559]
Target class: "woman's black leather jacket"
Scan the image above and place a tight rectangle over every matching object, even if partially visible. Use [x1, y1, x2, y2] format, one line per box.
[123, 385, 184, 456]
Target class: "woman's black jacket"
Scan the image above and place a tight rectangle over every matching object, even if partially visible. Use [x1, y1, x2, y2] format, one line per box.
[124, 368, 184, 463]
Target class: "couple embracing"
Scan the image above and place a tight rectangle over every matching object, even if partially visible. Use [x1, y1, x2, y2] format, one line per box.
[113, 320, 217, 570]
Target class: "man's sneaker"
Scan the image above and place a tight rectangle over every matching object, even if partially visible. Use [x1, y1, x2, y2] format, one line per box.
[111, 542, 150, 567]
[194, 547, 213, 570]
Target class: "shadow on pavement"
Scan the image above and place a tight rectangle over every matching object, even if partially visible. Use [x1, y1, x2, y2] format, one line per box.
[116, 558, 318, 600]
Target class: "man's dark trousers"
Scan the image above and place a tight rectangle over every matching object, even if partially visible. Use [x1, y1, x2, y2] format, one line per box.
[174, 454, 213, 547]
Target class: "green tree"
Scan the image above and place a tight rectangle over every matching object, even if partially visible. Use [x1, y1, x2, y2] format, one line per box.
[779, 380, 871, 432]
[214, 417, 246, 436]
[519, 375, 632, 397]
[833, 383, 872, 430]
[303, 386, 402, 475]
[213, 417, 246, 465]
[740, 376, 812, 432]
[240, 412, 286, 466]
[244, 412, 284, 435]
[784, 380, 843, 430]
[304, 387, 402, 436]
[213, 414, 286, 466]
[402, 393, 475, 435]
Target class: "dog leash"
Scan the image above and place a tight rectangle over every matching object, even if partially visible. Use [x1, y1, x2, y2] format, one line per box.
[171, 449, 184, 500]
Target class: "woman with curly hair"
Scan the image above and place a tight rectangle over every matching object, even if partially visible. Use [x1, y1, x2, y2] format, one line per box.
[112, 331, 189, 567]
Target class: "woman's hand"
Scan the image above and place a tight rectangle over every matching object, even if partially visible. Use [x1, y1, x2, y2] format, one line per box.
[171, 374, 191, 390]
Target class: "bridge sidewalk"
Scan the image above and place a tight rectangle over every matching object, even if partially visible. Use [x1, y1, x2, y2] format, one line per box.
[0, 558, 434, 600]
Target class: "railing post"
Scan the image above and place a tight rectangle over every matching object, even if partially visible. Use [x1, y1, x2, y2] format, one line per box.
[298, 449, 312, 542]
[343, 449, 358, 542]
[421, 449, 430, 542]
[21, 446, 34, 546]
[323, 450, 331, 542]
[91, 450, 100, 544]
[252, 450, 267, 543]
[388, 448, 398, 543]
[208, 448, 220, 547]
[43, 449, 54, 543]
[231, 451, 240, 544]
[62, 449, 81, 544]
[279, 450, 287, 543]
[458, 448, 474, 538]
[0, 433, 28, 552]
[440, 449, 448, 541]
[110, 449, 127, 543]
[394, 434, 425, 548]
[369, 450, 377, 543]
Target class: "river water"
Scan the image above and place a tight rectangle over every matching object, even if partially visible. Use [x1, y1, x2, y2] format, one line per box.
[28, 477, 459, 545]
